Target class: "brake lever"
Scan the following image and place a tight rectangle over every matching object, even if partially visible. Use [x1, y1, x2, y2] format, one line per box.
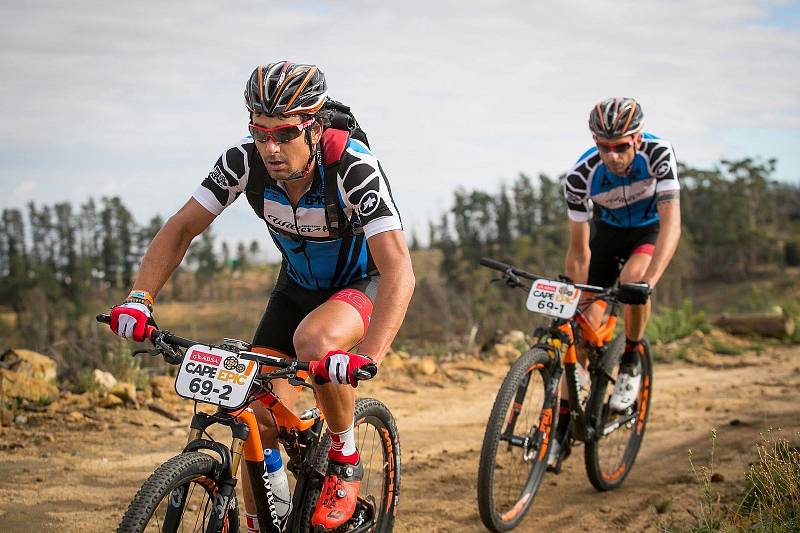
[268, 367, 296, 379]
[288, 375, 313, 389]
[162, 346, 183, 365]
[491, 273, 523, 288]
[131, 348, 160, 357]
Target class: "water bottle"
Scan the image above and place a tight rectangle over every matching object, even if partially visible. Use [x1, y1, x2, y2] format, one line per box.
[264, 448, 292, 528]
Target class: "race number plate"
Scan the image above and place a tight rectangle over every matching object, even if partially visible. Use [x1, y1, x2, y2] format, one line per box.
[526, 279, 581, 319]
[174, 345, 258, 409]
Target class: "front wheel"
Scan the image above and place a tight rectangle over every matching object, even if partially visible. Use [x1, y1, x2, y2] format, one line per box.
[477, 348, 556, 532]
[584, 338, 654, 491]
[298, 397, 400, 533]
[117, 451, 239, 532]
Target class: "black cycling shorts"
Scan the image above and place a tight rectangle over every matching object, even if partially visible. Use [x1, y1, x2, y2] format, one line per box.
[587, 221, 659, 288]
[251, 269, 379, 357]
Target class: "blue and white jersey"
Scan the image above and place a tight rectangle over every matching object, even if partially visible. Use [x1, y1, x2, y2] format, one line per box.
[563, 133, 679, 228]
[192, 133, 403, 290]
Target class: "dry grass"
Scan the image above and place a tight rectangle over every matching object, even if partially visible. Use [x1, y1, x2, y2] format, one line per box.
[669, 430, 800, 532]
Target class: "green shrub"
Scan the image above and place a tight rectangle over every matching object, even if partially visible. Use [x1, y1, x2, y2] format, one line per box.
[647, 300, 711, 344]
[708, 339, 744, 356]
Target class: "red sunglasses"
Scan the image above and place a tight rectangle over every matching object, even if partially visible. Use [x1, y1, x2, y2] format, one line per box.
[248, 118, 316, 144]
[596, 140, 635, 154]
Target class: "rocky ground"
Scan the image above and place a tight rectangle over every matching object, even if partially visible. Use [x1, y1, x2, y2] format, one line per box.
[1, 333, 798, 531]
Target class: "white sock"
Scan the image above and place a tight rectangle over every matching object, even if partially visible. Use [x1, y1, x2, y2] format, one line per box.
[329, 420, 357, 460]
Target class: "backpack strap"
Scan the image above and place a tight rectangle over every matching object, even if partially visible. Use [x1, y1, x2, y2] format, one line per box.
[321, 128, 364, 237]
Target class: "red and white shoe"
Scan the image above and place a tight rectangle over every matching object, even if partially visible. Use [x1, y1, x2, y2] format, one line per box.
[311, 458, 363, 531]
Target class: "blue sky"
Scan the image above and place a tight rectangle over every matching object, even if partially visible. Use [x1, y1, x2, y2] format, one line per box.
[1, 0, 798, 258]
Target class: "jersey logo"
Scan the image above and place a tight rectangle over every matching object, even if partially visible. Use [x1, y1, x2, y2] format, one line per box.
[600, 175, 613, 188]
[565, 191, 583, 204]
[359, 191, 381, 216]
[655, 160, 671, 178]
[208, 165, 228, 188]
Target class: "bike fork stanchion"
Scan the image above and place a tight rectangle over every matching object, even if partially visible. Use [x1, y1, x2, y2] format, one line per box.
[528, 365, 562, 462]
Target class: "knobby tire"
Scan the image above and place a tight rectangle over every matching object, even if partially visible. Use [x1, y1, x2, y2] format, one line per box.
[477, 348, 555, 532]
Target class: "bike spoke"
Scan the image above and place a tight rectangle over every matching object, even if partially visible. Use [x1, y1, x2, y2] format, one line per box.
[143, 480, 218, 533]
[594, 369, 639, 480]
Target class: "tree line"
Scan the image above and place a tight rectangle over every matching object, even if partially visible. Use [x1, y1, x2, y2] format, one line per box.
[394, 157, 800, 349]
[1, 156, 798, 359]
[0, 198, 261, 359]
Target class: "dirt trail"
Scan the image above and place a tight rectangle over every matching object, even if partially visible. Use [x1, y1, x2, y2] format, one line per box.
[1, 346, 799, 532]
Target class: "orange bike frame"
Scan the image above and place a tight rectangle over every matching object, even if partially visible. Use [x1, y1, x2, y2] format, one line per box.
[234, 347, 322, 464]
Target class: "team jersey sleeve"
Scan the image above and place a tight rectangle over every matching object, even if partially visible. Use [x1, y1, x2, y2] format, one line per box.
[563, 151, 595, 223]
[647, 138, 680, 193]
[192, 137, 253, 216]
[338, 138, 403, 239]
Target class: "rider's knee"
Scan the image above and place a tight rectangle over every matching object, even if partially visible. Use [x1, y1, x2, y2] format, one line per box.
[293, 331, 342, 362]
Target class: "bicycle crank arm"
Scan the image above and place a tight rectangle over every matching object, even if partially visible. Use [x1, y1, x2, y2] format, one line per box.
[499, 434, 528, 448]
[601, 412, 637, 436]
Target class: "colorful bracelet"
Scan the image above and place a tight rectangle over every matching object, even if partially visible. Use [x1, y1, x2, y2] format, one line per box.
[128, 290, 155, 307]
[123, 297, 153, 312]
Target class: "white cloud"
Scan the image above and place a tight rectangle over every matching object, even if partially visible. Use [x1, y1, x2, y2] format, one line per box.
[1, 0, 798, 248]
[10, 180, 36, 204]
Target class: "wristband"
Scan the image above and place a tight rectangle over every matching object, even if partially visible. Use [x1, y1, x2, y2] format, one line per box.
[123, 297, 153, 311]
[127, 290, 154, 306]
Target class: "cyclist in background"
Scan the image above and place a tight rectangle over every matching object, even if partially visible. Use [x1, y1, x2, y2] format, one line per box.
[555, 97, 681, 465]
[107, 61, 415, 531]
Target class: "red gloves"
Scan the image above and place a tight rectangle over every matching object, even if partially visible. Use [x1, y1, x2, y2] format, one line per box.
[109, 302, 152, 342]
[309, 350, 377, 387]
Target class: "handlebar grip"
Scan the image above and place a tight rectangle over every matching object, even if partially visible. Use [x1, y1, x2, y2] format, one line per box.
[479, 257, 512, 272]
[96, 314, 110, 324]
[354, 363, 378, 382]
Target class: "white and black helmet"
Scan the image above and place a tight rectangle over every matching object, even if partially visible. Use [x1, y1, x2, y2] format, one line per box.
[589, 97, 643, 138]
[245, 61, 328, 116]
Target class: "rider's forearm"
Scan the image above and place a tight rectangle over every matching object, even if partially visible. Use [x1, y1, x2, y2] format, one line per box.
[356, 265, 415, 365]
[130, 220, 195, 299]
[642, 199, 681, 287]
[565, 248, 591, 285]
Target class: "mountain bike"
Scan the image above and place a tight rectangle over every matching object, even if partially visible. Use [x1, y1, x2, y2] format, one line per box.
[475, 259, 653, 532]
[96, 314, 400, 533]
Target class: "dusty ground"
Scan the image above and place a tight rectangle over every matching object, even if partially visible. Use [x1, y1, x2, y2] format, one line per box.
[1, 345, 799, 532]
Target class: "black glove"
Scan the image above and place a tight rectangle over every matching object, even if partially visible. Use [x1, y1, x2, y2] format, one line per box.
[617, 282, 652, 305]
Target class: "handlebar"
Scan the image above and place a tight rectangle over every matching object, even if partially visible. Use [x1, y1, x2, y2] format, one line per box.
[95, 314, 377, 383]
[479, 257, 538, 281]
[479, 257, 612, 294]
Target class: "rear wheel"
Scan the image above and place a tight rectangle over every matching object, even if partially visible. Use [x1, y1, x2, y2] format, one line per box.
[477, 348, 556, 532]
[117, 451, 239, 533]
[584, 338, 653, 491]
[298, 397, 400, 533]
